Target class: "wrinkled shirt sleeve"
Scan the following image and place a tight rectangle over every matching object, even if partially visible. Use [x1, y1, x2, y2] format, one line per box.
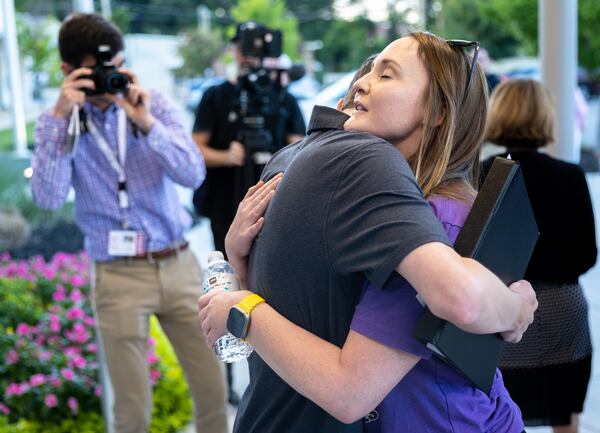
[145, 90, 205, 188]
[31, 112, 74, 210]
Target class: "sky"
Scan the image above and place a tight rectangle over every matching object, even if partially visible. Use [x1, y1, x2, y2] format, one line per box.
[333, 0, 424, 24]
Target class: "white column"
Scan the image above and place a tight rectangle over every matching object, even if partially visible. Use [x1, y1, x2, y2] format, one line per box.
[539, 0, 578, 163]
[72, 0, 95, 13]
[100, 0, 112, 19]
[2, 0, 28, 156]
[197, 5, 211, 33]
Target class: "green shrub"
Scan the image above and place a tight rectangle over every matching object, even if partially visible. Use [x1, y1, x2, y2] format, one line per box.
[0, 254, 193, 433]
[150, 317, 193, 433]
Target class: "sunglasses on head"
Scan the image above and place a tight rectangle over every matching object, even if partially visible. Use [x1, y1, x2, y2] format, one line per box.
[446, 39, 480, 100]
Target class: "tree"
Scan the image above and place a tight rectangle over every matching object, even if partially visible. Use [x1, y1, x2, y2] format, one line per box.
[579, 0, 600, 74]
[434, 0, 520, 59]
[231, 0, 301, 59]
[491, 0, 600, 74]
[175, 29, 224, 78]
[317, 17, 386, 72]
[16, 15, 62, 93]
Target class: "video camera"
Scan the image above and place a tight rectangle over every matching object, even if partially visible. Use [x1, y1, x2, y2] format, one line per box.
[232, 22, 286, 202]
[83, 45, 130, 95]
[238, 22, 282, 59]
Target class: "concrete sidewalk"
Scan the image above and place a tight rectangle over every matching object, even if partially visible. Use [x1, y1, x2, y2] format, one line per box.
[184, 174, 600, 433]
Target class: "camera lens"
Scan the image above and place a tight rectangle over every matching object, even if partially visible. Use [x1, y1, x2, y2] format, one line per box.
[106, 72, 129, 93]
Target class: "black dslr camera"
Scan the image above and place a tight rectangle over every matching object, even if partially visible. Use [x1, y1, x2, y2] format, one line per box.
[84, 45, 130, 95]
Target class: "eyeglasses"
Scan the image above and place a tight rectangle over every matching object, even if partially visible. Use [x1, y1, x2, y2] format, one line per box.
[446, 39, 480, 98]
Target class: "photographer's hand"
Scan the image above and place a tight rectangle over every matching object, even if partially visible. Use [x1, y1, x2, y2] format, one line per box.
[228, 141, 246, 166]
[109, 68, 155, 134]
[52, 68, 94, 119]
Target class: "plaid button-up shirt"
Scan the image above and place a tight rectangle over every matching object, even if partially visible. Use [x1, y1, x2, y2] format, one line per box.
[31, 90, 205, 261]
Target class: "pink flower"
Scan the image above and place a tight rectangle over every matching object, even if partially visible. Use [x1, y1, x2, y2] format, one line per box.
[149, 369, 161, 385]
[66, 307, 85, 321]
[42, 267, 56, 280]
[6, 350, 19, 365]
[147, 353, 159, 364]
[72, 356, 87, 369]
[52, 289, 66, 302]
[70, 288, 83, 302]
[65, 323, 90, 344]
[49, 321, 61, 333]
[64, 347, 82, 358]
[49, 376, 62, 388]
[84, 316, 95, 327]
[0, 252, 11, 261]
[16, 263, 28, 278]
[0, 402, 10, 415]
[44, 394, 58, 408]
[94, 385, 103, 397]
[48, 314, 61, 333]
[61, 368, 75, 381]
[5, 383, 24, 396]
[30, 374, 46, 387]
[38, 351, 52, 361]
[86, 343, 98, 354]
[67, 397, 78, 415]
[16, 323, 30, 336]
[70, 274, 85, 288]
[147, 337, 156, 347]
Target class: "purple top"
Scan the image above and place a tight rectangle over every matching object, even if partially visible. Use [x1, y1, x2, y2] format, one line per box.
[31, 90, 205, 261]
[351, 196, 524, 433]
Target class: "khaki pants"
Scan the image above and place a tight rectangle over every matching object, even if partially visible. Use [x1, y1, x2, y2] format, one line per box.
[92, 249, 228, 433]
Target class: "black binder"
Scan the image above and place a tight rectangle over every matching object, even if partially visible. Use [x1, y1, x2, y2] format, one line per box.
[413, 157, 539, 395]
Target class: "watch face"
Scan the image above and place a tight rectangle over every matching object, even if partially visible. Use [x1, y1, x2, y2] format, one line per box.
[227, 306, 250, 339]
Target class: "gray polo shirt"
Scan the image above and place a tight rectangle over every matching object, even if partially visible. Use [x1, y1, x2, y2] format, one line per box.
[234, 106, 449, 433]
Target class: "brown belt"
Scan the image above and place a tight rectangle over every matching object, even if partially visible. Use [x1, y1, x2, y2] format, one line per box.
[131, 241, 189, 263]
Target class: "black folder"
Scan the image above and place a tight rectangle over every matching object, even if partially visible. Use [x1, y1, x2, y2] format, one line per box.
[413, 157, 539, 395]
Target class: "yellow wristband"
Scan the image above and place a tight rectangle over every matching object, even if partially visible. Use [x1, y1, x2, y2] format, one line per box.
[236, 293, 266, 315]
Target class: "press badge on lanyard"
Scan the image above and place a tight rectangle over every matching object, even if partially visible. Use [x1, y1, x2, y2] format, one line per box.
[85, 107, 144, 256]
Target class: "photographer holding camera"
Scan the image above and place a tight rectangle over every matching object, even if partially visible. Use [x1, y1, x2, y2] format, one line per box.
[31, 13, 228, 433]
[192, 20, 305, 258]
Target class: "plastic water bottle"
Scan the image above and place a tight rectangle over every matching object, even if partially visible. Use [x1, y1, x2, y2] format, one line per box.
[203, 251, 254, 362]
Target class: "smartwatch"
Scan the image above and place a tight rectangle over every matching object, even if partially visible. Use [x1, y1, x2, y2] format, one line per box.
[227, 293, 266, 339]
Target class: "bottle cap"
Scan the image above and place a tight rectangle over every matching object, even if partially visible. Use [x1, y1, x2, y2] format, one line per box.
[207, 251, 225, 264]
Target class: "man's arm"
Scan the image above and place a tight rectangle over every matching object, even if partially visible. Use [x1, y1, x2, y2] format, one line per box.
[396, 242, 537, 342]
[286, 133, 304, 144]
[111, 76, 206, 189]
[31, 67, 94, 210]
[199, 290, 418, 424]
[31, 114, 74, 210]
[192, 131, 245, 168]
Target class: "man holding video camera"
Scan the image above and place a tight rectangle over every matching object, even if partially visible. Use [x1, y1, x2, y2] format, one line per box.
[192, 20, 305, 259]
[31, 13, 228, 433]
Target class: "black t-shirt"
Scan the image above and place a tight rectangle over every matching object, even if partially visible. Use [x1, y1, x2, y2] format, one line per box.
[234, 106, 450, 433]
[192, 80, 305, 226]
[483, 149, 597, 283]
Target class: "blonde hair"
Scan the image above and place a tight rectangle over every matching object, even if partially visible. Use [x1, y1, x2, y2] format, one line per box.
[408, 31, 488, 203]
[485, 78, 555, 148]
